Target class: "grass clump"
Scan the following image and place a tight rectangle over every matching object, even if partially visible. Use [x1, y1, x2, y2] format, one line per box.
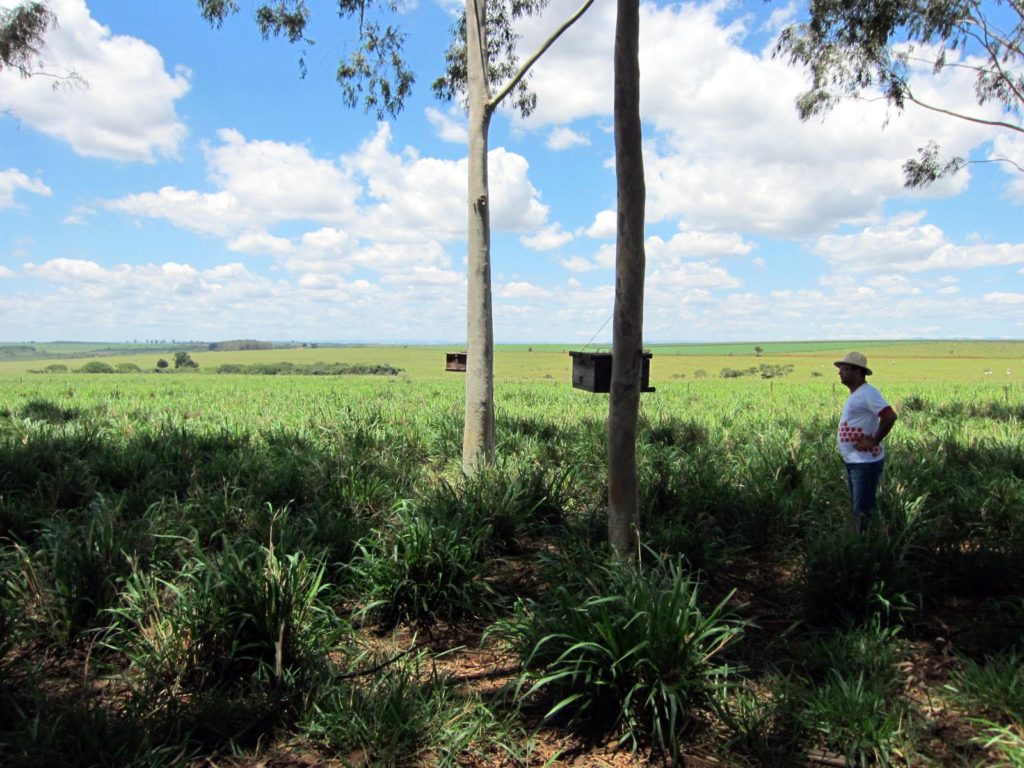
[302, 650, 523, 767]
[798, 520, 920, 627]
[797, 669, 910, 766]
[496, 550, 743, 760]
[718, 682, 806, 767]
[103, 526, 345, 755]
[775, 620, 911, 767]
[351, 493, 500, 628]
[946, 650, 1024, 726]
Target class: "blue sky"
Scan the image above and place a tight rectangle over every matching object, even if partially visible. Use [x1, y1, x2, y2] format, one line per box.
[1, 0, 1022, 343]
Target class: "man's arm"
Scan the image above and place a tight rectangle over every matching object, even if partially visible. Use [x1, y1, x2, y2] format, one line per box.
[854, 405, 896, 451]
[872, 406, 897, 447]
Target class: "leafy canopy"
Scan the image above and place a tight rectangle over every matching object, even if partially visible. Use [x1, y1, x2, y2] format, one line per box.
[775, 0, 1024, 186]
[432, 0, 552, 118]
[0, 1, 55, 76]
[197, 0, 413, 119]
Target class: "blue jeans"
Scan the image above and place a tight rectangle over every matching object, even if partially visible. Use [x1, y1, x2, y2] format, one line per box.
[845, 459, 885, 534]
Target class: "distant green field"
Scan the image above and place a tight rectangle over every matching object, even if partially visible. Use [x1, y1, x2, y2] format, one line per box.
[0, 340, 1022, 384]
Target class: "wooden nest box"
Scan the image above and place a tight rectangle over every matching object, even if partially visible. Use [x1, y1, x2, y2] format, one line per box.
[445, 352, 467, 372]
[569, 351, 655, 393]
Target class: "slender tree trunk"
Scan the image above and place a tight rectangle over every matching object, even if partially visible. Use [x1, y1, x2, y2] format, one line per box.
[463, 0, 496, 474]
[607, 0, 646, 557]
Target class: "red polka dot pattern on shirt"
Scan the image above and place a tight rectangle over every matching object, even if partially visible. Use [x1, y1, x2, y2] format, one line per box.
[838, 421, 882, 456]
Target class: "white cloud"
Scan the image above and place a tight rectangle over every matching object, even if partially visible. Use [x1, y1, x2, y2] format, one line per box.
[498, 281, 552, 299]
[208, 129, 359, 222]
[991, 132, 1024, 202]
[984, 292, 1024, 304]
[0, 0, 189, 161]
[546, 127, 590, 150]
[7, 254, 469, 342]
[106, 187, 251, 237]
[814, 213, 1024, 273]
[349, 240, 453, 275]
[649, 261, 742, 290]
[762, 1, 798, 34]
[0, 266, 15, 278]
[345, 124, 548, 238]
[647, 227, 755, 262]
[63, 205, 95, 225]
[24, 257, 108, 282]
[516, 0, 1004, 238]
[586, 210, 616, 238]
[937, 286, 960, 294]
[521, 223, 575, 251]
[867, 274, 922, 295]
[560, 255, 597, 273]
[380, 265, 462, 286]
[228, 231, 295, 256]
[425, 108, 467, 143]
[102, 124, 550, 294]
[0, 169, 52, 208]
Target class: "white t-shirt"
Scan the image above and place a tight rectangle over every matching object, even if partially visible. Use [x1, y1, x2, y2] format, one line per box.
[837, 382, 892, 464]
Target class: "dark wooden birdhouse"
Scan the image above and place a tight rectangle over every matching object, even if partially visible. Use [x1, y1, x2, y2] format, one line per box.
[445, 352, 467, 372]
[569, 351, 654, 393]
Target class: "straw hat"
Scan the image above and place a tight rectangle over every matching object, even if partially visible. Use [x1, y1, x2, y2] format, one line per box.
[833, 351, 872, 376]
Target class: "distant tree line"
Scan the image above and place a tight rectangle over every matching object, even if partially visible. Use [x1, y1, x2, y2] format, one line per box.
[720, 364, 796, 380]
[207, 340, 275, 351]
[216, 362, 402, 376]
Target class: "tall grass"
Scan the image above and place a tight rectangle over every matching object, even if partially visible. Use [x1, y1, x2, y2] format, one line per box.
[496, 550, 743, 760]
[0, 373, 1021, 764]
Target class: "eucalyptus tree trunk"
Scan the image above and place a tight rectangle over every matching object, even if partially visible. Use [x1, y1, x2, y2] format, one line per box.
[462, 0, 496, 474]
[607, 0, 646, 557]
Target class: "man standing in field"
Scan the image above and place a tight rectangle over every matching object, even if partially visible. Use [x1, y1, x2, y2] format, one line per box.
[835, 352, 897, 534]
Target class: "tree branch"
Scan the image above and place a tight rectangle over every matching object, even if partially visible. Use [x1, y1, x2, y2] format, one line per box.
[967, 15, 1024, 106]
[976, 155, 1024, 174]
[487, 0, 595, 112]
[904, 89, 1024, 133]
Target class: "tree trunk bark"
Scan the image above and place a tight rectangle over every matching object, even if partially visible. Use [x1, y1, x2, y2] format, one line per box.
[607, 0, 645, 557]
[463, 0, 496, 474]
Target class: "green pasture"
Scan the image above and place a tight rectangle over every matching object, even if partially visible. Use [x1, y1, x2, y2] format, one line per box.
[1, 339, 1022, 384]
[1, 365, 1023, 765]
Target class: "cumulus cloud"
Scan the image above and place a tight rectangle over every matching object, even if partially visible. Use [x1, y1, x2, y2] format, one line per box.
[0, 266, 15, 278]
[867, 274, 923, 295]
[7, 255, 467, 342]
[63, 205, 95, 225]
[546, 127, 590, 150]
[814, 212, 1024, 273]
[984, 292, 1024, 304]
[0, 0, 189, 161]
[228, 231, 295, 256]
[647, 227, 755, 262]
[425, 108, 467, 143]
[585, 210, 616, 239]
[560, 255, 597, 273]
[0, 169, 52, 208]
[498, 281, 552, 299]
[380, 265, 462, 286]
[521, 223, 575, 250]
[515, 0, 1003, 237]
[991, 132, 1024, 203]
[105, 123, 548, 248]
[344, 124, 548, 238]
[649, 261, 742, 290]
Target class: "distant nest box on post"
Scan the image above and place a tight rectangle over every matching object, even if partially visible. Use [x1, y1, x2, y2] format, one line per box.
[445, 352, 467, 372]
[569, 351, 655, 393]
